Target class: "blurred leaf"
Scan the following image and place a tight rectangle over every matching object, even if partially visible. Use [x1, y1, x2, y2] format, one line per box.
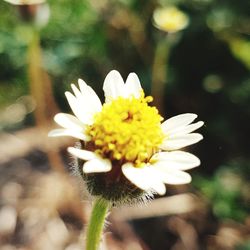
[229, 37, 250, 70]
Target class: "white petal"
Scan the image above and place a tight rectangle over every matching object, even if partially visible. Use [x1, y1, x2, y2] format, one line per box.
[151, 180, 166, 195]
[124, 73, 142, 98]
[161, 113, 198, 133]
[67, 147, 98, 161]
[83, 158, 112, 173]
[78, 79, 102, 112]
[65, 91, 94, 125]
[54, 113, 85, 131]
[48, 128, 90, 141]
[68, 147, 112, 173]
[103, 70, 125, 102]
[65, 81, 102, 125]
[65, 91, 88, 124]
[71, 84, 83, 99]
[122, 163, 166, 195]
[160, 133, 203, 150]
[151, 151, 200, 170]
[78, 79, 89, 94]
[122, 163, 150, 190]
[154, 165, 192, 184]
[168, 121, 204, 137]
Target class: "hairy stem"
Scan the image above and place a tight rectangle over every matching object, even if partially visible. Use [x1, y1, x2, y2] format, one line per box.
[86, 198, 110, 250]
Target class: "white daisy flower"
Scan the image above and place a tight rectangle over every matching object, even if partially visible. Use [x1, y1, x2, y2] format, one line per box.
[49, 70, 203, 196]
[153, 6, 189, 33]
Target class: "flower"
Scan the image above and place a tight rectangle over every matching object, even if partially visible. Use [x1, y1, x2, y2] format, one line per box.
[49, 70, 203, 197]
[153, 6, 189, 33]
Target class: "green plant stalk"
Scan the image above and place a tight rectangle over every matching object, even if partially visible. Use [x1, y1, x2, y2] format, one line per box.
[86, 198, 110, 250]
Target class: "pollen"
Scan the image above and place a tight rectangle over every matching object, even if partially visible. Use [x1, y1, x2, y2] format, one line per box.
[87, 93, 164, 167]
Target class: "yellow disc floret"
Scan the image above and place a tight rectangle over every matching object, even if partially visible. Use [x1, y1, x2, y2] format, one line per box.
[87, 93, 164, 167]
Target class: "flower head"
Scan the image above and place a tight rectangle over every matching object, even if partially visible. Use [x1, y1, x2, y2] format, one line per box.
[49, 70, 203, 202]
[153, 6, 189, 33]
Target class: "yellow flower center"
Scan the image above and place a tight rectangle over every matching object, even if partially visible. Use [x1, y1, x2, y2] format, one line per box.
[87, 93, 164, 167]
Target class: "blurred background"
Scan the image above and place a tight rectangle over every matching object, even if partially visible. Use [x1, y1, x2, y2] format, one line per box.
[0, 0, 250, 249]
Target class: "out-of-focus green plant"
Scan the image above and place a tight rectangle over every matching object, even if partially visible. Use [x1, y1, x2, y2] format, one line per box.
[227, 37, 250, 70]
[236, 241, 250, 250]
[194, 161, 250, 221]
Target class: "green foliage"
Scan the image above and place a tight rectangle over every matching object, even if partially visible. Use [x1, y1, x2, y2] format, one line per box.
[236, 241, 250, 250]
[194, 160, 250, 221]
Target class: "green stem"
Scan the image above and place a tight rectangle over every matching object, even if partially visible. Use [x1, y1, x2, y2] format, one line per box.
[86, 198, 110, 250]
